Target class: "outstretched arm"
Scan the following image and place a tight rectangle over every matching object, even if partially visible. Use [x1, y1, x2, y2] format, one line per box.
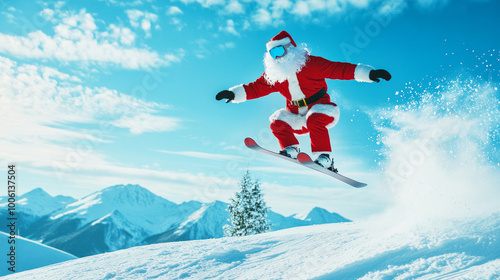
[312, 56, 391, 83]
[354, 64, 391, 82]
[216, 74, 276, 104]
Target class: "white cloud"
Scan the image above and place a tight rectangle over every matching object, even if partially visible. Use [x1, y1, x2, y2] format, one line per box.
[220, 19, 239, 36]
[378, 0, 408, 15]
[225, 0, 245, 14]
[101, 0, 144, 7]
[126, 9, 159, 37]
[157, 150, 243, 161]
[0, 55, 179, 135]
[166, 7, 185, 31]
[175, 0, 471, 31]
[180, 0, 225, 8]
[252, 8, 273, 27]
[40, 8, 55, 20]
[270, 0, 293, 19]
[0, 9, 178, 69]
[170, 18, 186, 31]
[167, 6, 184, 16]
[0, 55, 184, 190]
[416, 0, 450, 9]
[111, 114, 181, 134]
[242, 20, 252, 30]
[106, 24, 136, 45]
[291, 1, 311, 17]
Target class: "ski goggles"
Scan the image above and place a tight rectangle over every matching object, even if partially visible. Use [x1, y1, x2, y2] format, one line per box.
[269, 45, 286, 59]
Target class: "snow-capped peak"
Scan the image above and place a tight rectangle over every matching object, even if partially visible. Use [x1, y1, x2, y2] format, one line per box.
[98, 184, 177, 208]
[20, 188, 52, 200]
[0, 188, 76, 217]
[50, 184, 183, 235]
[295, 207, 351, 224]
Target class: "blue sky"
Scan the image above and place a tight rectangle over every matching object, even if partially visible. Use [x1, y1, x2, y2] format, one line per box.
[1, 0, 499, 219]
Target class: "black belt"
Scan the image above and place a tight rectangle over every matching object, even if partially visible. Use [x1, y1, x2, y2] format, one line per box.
[291, 88, 327, 108]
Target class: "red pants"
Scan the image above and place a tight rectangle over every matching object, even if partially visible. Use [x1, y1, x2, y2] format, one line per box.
[270, 113, 335, 153]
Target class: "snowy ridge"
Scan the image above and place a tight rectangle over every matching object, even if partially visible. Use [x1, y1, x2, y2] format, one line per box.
[0, 232, 76, 277]
[7, 213, 499, 279]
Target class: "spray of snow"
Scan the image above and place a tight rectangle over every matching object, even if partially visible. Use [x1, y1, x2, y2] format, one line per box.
[372, 73, 500, 227]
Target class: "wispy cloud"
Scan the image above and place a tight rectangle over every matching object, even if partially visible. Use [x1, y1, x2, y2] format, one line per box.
[0, 55, 180, 160]
[218, 42, 236, 50]
[415, 0, 450, 9]
[157, 150, 243, 161]
[111, 114, 181, 134]
[219, 19, 239, 36]
[378, 0, 408, 15]
[167, 6, 184, 16]
[101, 0, 144, 7]
[179, 0, 225, 8]
[166, 7, 186, 31]
[0, 9, 178, 69]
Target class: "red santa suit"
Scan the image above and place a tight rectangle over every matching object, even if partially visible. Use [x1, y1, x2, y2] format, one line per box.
[228, 31, 374, 156]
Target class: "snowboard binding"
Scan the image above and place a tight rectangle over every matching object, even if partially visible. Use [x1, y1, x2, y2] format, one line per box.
[314, 154, 338, 173]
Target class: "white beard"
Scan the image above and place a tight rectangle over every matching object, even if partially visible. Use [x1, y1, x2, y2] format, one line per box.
[263, 44, 310, 85]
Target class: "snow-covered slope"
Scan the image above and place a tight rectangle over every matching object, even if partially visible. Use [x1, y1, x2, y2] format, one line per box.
[6, 213, 499, 280]
[0, 232, 76, 277]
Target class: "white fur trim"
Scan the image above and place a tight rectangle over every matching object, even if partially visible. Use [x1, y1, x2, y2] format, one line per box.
[354, 64, 375, 83]
[298, 107, 308, 116]
[306, 104, 340, 129]
[288, 73, 306, 102]
[269, 104, 340, 131]
[269, 108, 306, 131]
[266, 37, 291, 51]
[229, 84, 246, 103]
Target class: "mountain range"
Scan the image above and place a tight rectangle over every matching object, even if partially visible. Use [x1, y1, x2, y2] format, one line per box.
[0, 184, 350, 257]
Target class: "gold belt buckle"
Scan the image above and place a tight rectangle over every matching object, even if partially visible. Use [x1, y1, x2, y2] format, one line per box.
[294, 98, 307, 108]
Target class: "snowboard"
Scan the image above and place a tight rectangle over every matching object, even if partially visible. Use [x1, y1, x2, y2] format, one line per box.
[244, 137, 367, 188]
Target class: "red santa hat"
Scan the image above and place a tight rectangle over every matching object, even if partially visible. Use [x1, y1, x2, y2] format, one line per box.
[266, 31, 297, 51]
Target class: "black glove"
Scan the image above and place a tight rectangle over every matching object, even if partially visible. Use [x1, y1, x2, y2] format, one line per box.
[369, 69, 391, 83]
[216, 90, 235, 103]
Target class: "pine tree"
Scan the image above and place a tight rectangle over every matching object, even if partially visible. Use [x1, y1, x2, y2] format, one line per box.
[224, 171, 270, 237]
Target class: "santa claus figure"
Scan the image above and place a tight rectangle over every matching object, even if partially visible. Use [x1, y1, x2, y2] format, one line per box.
[216, 31, 391, 171]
